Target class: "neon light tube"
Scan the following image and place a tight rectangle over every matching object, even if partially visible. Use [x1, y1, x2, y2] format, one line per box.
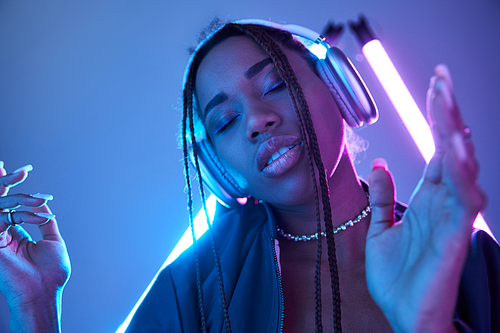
[361, 39, 495, 241]
[363, 40, 435, 162]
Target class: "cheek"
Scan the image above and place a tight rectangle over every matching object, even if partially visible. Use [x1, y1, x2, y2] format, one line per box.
[307, 88, 346, 173]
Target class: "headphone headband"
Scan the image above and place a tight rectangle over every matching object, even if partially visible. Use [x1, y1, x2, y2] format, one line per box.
[234, 19, 325, 43]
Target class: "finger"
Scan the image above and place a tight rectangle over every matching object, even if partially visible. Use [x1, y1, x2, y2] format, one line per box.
[435, 63, 453, 91]
[367, 158, 396, 238]
[0, 193, 53, 210]
[32, 204, 63, 242]
[423, 152, 443, 184]
[427, 75, 443, 155]
[434, 64, 465, 132]
[0, 227, 12, 248]
[0, 210, 55, 231]
[427, 65, 464, 155]
[0, 164, 33, 197]
[427, 66, 478, 177]
[5, 225, 34, 253]
[8, 224, 33, 243]
[428, 78, 454, 155]
[444, 136, 486, 214]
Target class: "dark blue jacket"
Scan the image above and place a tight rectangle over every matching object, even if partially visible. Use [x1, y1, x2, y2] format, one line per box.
[125, 200, 500, 332]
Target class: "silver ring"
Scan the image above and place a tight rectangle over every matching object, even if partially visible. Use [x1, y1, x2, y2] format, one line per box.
[7, 210, 16, 226]
[463, 126, 471, 141]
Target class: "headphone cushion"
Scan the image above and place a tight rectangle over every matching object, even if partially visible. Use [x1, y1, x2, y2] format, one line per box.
[316, 59, 361, 128]
[197, 139, 247, 200]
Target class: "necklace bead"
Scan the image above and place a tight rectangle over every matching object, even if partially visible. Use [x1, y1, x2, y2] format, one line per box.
[276, 203, 371, 242]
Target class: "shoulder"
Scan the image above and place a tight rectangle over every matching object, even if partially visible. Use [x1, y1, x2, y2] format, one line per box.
[469, 228, 499, 256]
[460, 229, 499, 292]
[462, 229, 500, 279]
[454, 229, 500, 333]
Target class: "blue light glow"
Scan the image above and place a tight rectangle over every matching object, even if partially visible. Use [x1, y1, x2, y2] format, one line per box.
[116, 195, 217, 333]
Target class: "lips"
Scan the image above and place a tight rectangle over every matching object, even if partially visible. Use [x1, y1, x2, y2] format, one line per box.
[266, 145, 297, 166]
[257, 135, 303, 177]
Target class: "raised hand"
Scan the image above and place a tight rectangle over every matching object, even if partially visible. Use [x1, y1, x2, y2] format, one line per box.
[0, 162, 70, 333]
[365, 65, 486, 332]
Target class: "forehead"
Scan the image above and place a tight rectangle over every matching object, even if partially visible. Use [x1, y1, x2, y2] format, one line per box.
[195, 36, 270, 103]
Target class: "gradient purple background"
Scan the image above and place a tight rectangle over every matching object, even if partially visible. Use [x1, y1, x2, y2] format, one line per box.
[1, 0, 499, 331]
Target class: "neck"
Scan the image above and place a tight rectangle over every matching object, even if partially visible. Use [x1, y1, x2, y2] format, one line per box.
[271, 152, 370, 268]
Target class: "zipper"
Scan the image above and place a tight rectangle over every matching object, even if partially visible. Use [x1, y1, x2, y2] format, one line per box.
[271, 238, 284, 333]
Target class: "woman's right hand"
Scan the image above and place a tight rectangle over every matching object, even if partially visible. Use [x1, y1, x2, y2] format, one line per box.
[365, 66, 486, 332]
[0, 161, 70, 333]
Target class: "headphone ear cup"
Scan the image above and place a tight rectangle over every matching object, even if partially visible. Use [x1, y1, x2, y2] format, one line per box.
[316, 47, 378, 128]
[190, 139, 248, 208]
[316, 59, 359, 127]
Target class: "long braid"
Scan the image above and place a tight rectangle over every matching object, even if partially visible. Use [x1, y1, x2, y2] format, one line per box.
[187, 78, 232, 333]
[185, 71, 233, 333]
[288, 50, 343, 333]
[182, 79, 208, 333]
[290, 67, 343, 332]
[267, 32, 343, 333]
[270, 38, 326, 333]
[287, 52, 343, 333]
[233, 24, 342, 333]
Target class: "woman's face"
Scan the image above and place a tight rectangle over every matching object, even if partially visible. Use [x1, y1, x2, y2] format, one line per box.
[195, 35, 345, 207]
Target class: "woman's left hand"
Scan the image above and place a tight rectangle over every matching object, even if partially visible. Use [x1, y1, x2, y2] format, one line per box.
[365, 65, 486, 333]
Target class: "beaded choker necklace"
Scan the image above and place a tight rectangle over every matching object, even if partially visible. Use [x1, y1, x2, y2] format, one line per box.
[276, 202, 372, 242]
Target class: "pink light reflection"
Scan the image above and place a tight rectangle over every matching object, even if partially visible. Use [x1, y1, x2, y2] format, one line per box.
[362, 39, 496, 241]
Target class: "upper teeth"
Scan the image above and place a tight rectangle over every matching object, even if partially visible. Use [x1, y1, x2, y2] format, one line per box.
[266, 145, 296, 166]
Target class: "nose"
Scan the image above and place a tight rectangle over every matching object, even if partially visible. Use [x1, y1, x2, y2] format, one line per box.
[245, 105, 281, 141]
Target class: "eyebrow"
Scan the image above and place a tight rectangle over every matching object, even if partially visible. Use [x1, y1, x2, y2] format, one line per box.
[203, 92, 228, 119]
[203, 57, 273, 119]
[245, 57, 273, 79]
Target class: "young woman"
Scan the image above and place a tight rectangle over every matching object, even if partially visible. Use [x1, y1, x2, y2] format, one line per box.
[0, 21, 497, 333]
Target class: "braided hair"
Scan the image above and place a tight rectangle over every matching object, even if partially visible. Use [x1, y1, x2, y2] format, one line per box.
[182, 23, 342, 333]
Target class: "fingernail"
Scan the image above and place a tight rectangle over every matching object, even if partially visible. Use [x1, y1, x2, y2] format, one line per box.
[31, 193, 54, 201]
[451, 131, 467, 162]
[435, 64, 453, 90]
[372, 158, 388, 170]
[13, 164, 33, 174]
[0, 161, 4, 169]
[435, 79, 454, 111]
[34, 212, 56, 219]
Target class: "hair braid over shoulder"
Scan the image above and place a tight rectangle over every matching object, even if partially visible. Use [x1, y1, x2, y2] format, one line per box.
[184, 70, 232, 333]
[182, 78, 208, 332]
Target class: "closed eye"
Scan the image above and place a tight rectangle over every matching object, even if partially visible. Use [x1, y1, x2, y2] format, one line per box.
[261, 81, 286, 98]
[213, 114, 241, 134]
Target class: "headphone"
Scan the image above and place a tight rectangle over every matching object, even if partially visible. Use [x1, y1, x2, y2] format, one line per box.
[186, 19, 378, 208]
